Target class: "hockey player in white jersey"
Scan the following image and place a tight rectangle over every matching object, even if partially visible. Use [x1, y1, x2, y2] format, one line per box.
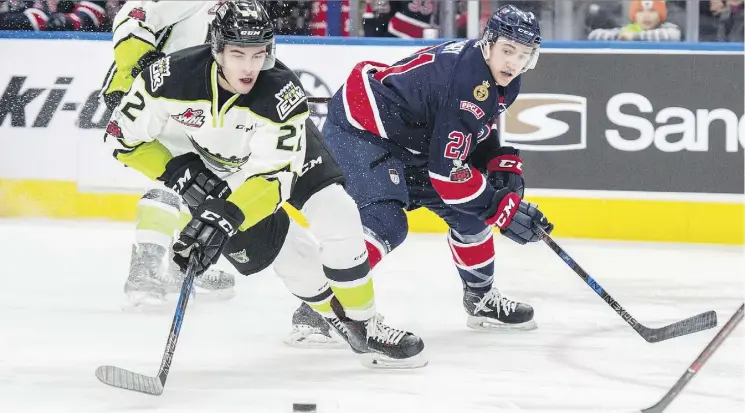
[104, 0, 426, 368]
[99, 0, 361, 351]
[100, 0, 356, 346]
[100, 1, 236, 305]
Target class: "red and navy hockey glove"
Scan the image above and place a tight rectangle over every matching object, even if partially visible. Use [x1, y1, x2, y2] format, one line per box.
[483, 188, 553, 245]
[158, 153, 231, 212]
[486, 147, 524, 197]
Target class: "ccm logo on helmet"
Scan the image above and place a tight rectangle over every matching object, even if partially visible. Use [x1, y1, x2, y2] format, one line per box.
[517, 27, 534, 36]
[241, 30, 261, 35]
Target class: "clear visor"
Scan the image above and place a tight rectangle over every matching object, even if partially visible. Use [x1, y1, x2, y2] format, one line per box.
[489, 38, 539, 73]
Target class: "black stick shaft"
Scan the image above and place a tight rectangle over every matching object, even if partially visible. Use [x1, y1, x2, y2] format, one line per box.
[540, 231, 716, 342]
[641, 303, 744, 413]
[541, 233, 643, 332]
[155, 253, 198, 387]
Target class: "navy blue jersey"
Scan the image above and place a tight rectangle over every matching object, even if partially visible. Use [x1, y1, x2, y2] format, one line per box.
[327, 39, 521, 219]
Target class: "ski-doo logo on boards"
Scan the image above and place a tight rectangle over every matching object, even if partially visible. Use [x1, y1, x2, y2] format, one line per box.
[0, 76, 111, 129]
[149, 56, 171, 92]
[500, 94, 587, 151]
[172, 108, 206, 128]
[275, 81, 306, 121]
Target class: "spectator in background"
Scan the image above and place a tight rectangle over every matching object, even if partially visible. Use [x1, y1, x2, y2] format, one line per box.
[588, 0, 681, 41]
[264, 0, 311, 36]
[0, 0, 121, 32]
[362, 0, 473, 38]
[710, 0, 744, 41]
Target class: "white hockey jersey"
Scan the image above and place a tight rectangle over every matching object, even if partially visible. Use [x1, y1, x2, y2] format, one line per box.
[101, 1, 221, 100]
[105, 45, 309, 231]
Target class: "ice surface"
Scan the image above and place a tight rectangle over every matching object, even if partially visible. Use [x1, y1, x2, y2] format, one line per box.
[0, 219, 743, 413]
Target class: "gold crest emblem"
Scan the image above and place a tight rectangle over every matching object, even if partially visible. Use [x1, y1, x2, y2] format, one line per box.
[473, 81, 490, 102]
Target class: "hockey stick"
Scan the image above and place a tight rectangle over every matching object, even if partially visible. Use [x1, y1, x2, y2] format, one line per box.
[307, 97, 331, 104]
[95, 252, 199, 396]
[538, 228, 718, 343]
[640, 303, 744, 413]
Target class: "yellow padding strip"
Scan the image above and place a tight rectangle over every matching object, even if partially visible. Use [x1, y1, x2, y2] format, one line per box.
[0, 179, 742, 245]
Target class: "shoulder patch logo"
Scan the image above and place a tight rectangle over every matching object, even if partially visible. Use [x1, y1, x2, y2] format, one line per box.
[104, 120, 123, 142]
[149, 56, 171, 92]
[459, 101, 485, 119]
[473, 80, 490, 102]
[127, 7, 146, 21]
[171, 108, 206, 128]
[208, 2, 223, 14]
[275, 81, 307, 120]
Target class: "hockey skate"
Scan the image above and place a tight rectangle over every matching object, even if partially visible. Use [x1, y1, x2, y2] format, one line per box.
[284, 302, 346, 348]
[123, 243, 235, 310]
[325, 314, 427, 369]
[463, 283, 537, 331]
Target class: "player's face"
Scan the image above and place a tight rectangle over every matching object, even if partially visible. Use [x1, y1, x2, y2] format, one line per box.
[487, 39, 534, 86]
[220, 44, 268, 94]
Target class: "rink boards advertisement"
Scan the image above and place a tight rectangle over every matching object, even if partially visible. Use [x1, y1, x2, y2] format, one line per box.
[0, 35, 743, 244]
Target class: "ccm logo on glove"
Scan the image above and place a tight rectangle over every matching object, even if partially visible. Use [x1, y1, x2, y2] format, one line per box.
[200, 210, 237, 236]
[493, 192, 521, 228]
[487, 154, 523, 175]
[172, 169, 192, 193]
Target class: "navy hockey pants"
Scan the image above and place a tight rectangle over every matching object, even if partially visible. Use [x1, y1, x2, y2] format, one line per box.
[322, 120, 495, 289]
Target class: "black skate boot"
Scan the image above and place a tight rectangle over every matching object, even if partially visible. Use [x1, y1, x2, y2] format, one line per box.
[284, 302, 345, 348]
[325, 314, 427, 369]
[463, 284, 537, 330]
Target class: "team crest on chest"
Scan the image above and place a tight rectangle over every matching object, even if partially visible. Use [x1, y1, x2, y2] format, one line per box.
[172, 108, 206, 128]
[473, 80, 490, 102]
[275, 81, 307, 120]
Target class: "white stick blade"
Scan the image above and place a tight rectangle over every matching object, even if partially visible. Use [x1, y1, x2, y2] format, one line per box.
[95, 365, 164, 396]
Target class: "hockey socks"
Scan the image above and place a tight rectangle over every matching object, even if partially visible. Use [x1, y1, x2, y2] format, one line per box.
[447, 227, 496, 291]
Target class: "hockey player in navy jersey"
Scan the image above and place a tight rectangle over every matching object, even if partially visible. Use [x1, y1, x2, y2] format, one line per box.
[323, 4, 553, 330]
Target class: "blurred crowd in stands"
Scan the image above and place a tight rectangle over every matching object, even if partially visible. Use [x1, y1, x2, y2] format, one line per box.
[0, 0, 742, 42]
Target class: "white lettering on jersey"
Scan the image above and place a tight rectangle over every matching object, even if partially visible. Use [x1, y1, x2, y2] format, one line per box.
[150, 56, 171, 92]
[443, 41, 466, 54]
[275, 81, 306, 120]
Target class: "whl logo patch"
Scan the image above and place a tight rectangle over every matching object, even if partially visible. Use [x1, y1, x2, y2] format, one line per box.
[171, 108, 205, 128]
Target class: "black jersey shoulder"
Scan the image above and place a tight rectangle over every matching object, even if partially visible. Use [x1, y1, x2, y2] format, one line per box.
[236, 59, 309, 124]
[140, 44, 213, 101]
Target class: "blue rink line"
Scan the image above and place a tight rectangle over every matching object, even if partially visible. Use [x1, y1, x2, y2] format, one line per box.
[0, 30, 743, 51]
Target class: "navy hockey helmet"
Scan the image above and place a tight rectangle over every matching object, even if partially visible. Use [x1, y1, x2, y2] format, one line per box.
[480, 4, 541, 72]
[210, 0, 276, 71]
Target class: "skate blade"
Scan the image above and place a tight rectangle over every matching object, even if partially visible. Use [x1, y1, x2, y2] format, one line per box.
[283, 334, 348, 349]
[283, 326, 348, 349]
[358, 351, 428, 369]
[185, 287, 236, 302]
[466, 315, 538, 331]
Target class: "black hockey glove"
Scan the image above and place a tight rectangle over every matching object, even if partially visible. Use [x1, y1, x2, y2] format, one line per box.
[131, 50, 166, 78]
[484, 188, 554, 245]
[158, 153, 231, 211]
[172, 199, 244, 276]
[486, 147, 525, 197]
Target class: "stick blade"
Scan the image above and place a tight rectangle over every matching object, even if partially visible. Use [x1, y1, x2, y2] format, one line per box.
[642, 310, 718, 343]
[95, 365, 164, 396]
